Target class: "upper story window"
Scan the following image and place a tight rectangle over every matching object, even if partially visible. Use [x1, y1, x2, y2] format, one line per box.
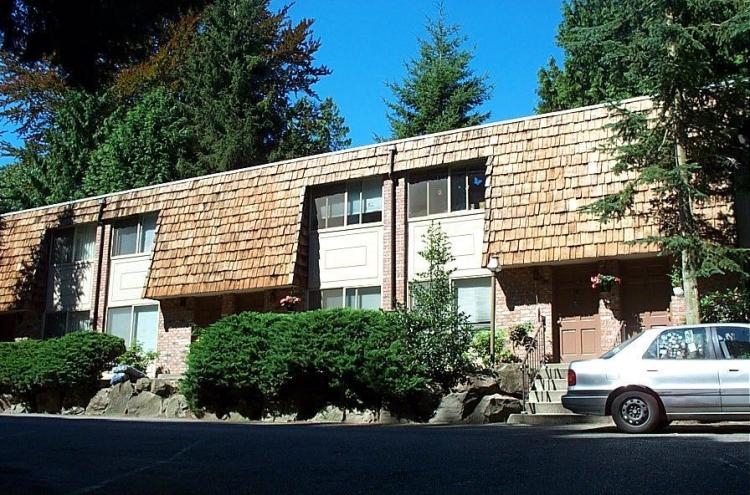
[312, 178, 382, 229]
[408, 166, 486, 218]
[112, 213, 157, 257]
[52, 224, 96, 264]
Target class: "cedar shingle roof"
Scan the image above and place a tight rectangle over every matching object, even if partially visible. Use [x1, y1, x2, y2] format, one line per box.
[0, 96, 734, 311]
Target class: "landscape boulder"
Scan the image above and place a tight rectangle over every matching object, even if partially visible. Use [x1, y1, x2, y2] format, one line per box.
[126, 391, 163, 417]
[463, 394, 523, 424]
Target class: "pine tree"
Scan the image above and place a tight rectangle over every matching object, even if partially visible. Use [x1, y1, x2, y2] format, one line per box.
[385, 3, 491, 140]
[396, 222, 473, 387]
[578, 0, 750, 323]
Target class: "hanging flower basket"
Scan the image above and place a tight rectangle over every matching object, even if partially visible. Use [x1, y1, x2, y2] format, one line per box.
[279, 295, 301, 311]
[590, 273, 621, 292]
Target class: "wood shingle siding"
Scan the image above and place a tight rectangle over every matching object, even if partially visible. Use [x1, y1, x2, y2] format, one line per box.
[0, 96, 734, 311]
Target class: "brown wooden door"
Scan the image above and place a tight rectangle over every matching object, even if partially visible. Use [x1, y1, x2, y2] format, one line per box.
[556, 266, 601, 362]
[621, 259, 672, 339]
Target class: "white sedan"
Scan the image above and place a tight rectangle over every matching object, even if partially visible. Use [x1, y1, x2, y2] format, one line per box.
[562, 323, 750, 433]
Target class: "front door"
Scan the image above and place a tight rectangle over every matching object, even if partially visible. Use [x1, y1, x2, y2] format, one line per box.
[556, 266, 601, 362]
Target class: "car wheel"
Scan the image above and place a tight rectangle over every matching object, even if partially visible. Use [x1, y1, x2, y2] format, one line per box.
[612, 391, 661, 433]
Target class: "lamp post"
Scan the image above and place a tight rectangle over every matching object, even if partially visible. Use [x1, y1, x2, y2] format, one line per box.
[485, 255, 501, 366]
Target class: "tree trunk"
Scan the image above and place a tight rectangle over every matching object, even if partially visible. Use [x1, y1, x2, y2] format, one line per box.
[681, 249, 700, 324]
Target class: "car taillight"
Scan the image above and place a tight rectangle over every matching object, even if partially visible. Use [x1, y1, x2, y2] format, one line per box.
[567, 368, 577, 387]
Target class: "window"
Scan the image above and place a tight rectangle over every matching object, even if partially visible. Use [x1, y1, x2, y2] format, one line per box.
[44, 311, 91, 338]
[454, 278, 492, 325]
[52, 225, 95, 264]
[112, 214, 157, 256]
[408, 166, 485, 218]
[106, 305, 158, 352]
[312, 179, 382, 229]
[643, 328, 708, 360]
[717, 326, 750, 359]
[311, 287, 381, 310]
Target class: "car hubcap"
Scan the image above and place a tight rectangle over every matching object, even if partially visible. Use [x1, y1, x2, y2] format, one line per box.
[620, 397, 649, 426]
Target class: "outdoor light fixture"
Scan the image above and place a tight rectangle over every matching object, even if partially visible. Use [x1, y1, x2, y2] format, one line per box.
[485, 256, 501, 366]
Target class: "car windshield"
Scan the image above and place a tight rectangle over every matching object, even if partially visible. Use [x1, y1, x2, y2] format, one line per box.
[600, 332, 648, 359]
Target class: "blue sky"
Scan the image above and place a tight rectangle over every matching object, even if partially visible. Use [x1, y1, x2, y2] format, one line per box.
[271, 0, 565, 146]
[0, 1, 565, 163]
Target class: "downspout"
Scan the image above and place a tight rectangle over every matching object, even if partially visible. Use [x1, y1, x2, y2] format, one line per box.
[92, 197, 106, 331]
[388, 145, 398, 310]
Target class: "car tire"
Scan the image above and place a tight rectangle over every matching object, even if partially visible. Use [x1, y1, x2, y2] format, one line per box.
[612, 391, 661, 433]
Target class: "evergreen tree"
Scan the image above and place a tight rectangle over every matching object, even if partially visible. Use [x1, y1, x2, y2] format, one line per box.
[536, 0, 652, 112]
[396, 222, 473, 387]
[578, 0, 750, 323]
[385, 3, 491, 140]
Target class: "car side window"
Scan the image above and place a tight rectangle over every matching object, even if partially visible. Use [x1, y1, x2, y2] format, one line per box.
[716, 327, 750, 360]
[643, 328, 708, 360]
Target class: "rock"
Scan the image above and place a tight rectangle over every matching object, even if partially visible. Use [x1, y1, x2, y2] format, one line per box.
[10, 403, 28, 414]
[86, 388, 111, 416]
[311, 405, 343, 423]
[429, 392, 469, 424]
[224, 411, 251, 422]
[163, 394, 191, 418]
[1, 394, 13, 412]
[453, 373, 500, 396]
[261, 413, 297, 423]
[464, 394, 522, 424]
[151, 379, 176, 398]
[495, 365, 524, 396]
[105, 381, 134, 416]
[126, 391, 163, 417]
[35, 390, 63, 413]
[135, 378, 152, 394]
[62, 406, 85, 416]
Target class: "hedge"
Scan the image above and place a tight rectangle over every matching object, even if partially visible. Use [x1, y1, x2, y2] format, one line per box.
[0, 332, 125, 402]
[182, 309, 432, 418]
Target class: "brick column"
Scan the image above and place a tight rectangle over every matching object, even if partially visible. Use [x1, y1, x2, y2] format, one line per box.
[221, 294, 237, 315]
[93, 223, 112, 332]
[158, 298, 193, 375]
[597, 260, 623, 352]
[670, 290, 687, 325]
[382, 177, 395, 311]
[394, 177, 408, 306]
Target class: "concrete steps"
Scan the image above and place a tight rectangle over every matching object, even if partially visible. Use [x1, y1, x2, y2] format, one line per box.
[508, 363, 607, 426]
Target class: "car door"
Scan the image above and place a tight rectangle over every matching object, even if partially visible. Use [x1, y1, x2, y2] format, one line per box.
[638, 327, 722, 414]
[715, 325, 750, 413]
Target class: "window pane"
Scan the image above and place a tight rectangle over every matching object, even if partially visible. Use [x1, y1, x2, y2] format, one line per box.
[44, 313, 67, 338]
[362, 178, 382, 223]
[69, 311, 91, 332]
[347, 182, 362, 225]
[328, 193, 345, 228]
[134, 305, 159, 353]
[468, 171, 486, 210]
[454, 278, 492, 324]
[450, 171, 467, 212]
[74, 225, 96, 262]
[107, 307, 133, 347]
[313, 196, 326, 229]
[139, 214, 157, 254]
[321, 289, 343, 309]
[717, 327, 750, 359]
[53, 230, 74, 264]
[345, 288, 357, 308]
[359, 287, 381, 310]
[408, 180, 428, 218]
[428, 177, 448, 215]
[650, 328, 707, 360]
[113, 221, 138, 256]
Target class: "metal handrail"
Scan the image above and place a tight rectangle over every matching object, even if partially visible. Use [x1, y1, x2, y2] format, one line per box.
[521, 315, 547, 413]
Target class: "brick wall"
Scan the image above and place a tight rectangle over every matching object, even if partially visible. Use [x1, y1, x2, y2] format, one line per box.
[496, 267, 554, 356]
[382, 177, 395, 310]
[158, 298, 193, 375]
[92, 223, 112, 332]
[395, 177, 408, 305]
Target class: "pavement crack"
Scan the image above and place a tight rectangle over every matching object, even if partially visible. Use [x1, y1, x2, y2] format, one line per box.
[74, 438, 202, 494]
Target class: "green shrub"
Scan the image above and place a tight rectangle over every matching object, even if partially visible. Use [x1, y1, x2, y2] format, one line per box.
[181, 309, 431, 418]
[0, 332, 125, 405]
[509, 322, 537, 351]
[700, 287, 750, 323]
[116, 341, 159, 373]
